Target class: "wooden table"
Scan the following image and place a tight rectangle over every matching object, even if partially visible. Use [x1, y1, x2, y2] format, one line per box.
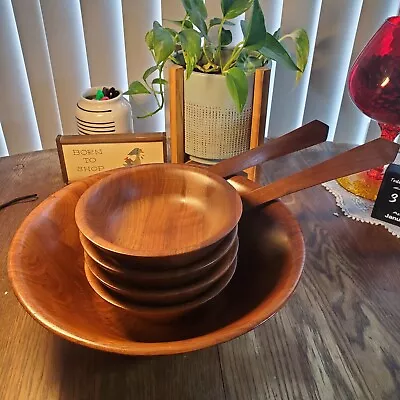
[1, 144, 400, 400]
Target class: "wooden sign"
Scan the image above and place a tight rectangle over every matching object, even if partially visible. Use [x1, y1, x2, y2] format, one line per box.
[372, 163, 400, 227]
[56, 133, 166, 184]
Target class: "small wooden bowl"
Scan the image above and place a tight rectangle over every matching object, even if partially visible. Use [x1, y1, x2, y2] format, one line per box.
[84, 258, 237, 320]
[79, 226, 238, 289]
[8, 172, 305, 356]
[84, 238, 239, 306]
[75, 164, 242, 267]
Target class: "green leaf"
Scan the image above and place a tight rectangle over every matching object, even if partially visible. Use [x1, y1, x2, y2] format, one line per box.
[145, 30, 154, 50]
[165, 27, 179, 39]
[280, 29, 310, 81]
[273, 28, 281, 40]
[124, 81, 151, 96]
[182, 0, 207, 18]
[209, 17, 235, 28]
[236, 51, 263, 73]
[221, 0, 253, 20]
[240, 20, 248, 36]
[143, 66, 158, 81]
[152, 78, 168, 85]
[258, 32, 300, 72]
[171, 51, 186, 66]
[167, 19, 193, 29]
[181, 0, 208, 37]
[243, 0, 266, 51]
[179, 29, 202, 78]
[152, 21, 175, 64]
[224, 67, 248, 112]
[221, 28, 233, 46]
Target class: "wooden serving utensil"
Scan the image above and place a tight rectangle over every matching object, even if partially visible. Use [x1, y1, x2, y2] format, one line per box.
[210, 120, 329, 178]
[241, 138, 399, 207]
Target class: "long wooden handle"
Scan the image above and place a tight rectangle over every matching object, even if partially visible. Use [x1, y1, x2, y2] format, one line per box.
[209, 120, 329, 178]
[243, 138, 400, 207]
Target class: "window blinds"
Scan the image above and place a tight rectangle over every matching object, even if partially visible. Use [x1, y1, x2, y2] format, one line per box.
[0, 0, 399, 155]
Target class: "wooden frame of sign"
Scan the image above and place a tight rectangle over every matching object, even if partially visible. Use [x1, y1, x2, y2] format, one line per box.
[56, 132, 166, 184]
[168, 65, 270, 181]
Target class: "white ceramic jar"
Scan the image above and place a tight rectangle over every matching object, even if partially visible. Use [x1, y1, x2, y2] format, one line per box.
[184, 72, 254, 164]
[76, 87, 133, 135]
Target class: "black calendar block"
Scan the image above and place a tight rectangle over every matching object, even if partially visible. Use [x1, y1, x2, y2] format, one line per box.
[372, 163, 400, 227]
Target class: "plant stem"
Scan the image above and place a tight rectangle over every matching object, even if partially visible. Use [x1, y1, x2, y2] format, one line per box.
[181, 14, 188, 30]
[169, 55, 181, 65]
[216, 18, 226, 70]
[136, 62, 166, 118]
[196, 64, 219, 73]
[222, 41, 244, 72]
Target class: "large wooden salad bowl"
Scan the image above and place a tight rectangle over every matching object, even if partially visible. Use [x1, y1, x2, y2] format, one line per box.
[8, 171, 305, 355]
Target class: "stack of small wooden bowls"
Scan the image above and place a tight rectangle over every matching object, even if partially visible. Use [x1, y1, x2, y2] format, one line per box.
[75, 164, 243, 320]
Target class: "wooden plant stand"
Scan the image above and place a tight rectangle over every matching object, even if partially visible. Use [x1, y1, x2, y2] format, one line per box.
[169, 65, 271, 181]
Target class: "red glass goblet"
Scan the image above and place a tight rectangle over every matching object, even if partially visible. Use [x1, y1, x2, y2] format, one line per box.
[348, 16, 400, 180]
[337, 17, 400, 201]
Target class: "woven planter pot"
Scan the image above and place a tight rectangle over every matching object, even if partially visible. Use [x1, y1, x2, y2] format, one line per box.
[184, 72, 254, 164]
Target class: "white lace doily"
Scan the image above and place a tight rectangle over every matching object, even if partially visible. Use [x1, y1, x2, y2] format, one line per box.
[322, 180, 400, 238]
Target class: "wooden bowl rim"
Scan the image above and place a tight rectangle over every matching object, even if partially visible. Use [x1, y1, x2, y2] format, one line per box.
[84, 257, 238, 315]
[85, 238, 239, 302]
[79, 225, 238, 279]
[8, 172, 305, 356]
[75, 164, 243, 258]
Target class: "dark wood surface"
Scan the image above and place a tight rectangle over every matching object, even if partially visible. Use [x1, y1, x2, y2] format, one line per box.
[1, 144, 400, 399]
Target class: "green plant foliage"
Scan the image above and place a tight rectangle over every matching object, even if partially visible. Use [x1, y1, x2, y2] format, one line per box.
[179, 29, 202, 78]
[243, 0, 266, 51]
[221, 0, 253, 20]
[280, 29, 310, 81]
[209, 17, 234, 28]
[181, 0, 208, 37]
[127, 0, 310, 117]
[221, 28, 233, 47]
[143, 66, 158, 80]
[124, 81, 150, 96]
[152, 22, 175, 64]
[224, 67, 248, 112]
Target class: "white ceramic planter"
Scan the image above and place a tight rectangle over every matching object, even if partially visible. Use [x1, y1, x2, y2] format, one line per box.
[76, 87, 133, 135]
[184, 72, 254, 163]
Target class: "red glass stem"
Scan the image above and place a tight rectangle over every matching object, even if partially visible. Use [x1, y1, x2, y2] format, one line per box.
[367, 123, 399, 180]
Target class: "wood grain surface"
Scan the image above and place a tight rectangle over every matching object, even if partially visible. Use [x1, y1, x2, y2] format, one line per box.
[169, 65, 185, 164]
[244, 138, 399, 207]
[79, 227, 238, 289]
[209, 120, 328, 179]
[1, 144, 400, 399]
[84, 238, 239, 306]
[75, 163, 242, 264]
[246, 68, 270, 181]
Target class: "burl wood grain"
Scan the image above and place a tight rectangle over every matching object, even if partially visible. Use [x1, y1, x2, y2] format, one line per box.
[84, 238, 239, 307]
[75, 163, 242, 266]
[79, 226, 238, 289]
[1, 145, 400, 399]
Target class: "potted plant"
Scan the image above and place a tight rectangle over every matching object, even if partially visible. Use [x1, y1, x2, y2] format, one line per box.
[125, 0, 309, 163]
